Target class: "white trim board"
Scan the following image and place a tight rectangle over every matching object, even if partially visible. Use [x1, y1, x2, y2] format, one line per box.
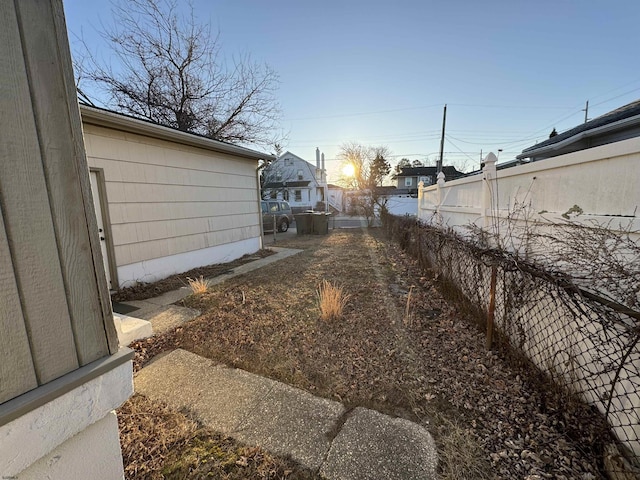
[117, 237, 261, 287]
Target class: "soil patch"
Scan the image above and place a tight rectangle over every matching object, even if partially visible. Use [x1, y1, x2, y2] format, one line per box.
[111, 249, 275, 302]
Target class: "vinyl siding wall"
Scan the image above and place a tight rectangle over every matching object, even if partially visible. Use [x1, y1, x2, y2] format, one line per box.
[83, 124, 261, 283]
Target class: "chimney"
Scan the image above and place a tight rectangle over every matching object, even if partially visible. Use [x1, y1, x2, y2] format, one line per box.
[316, 147, 320, 169]
[321, 152, 325, 171]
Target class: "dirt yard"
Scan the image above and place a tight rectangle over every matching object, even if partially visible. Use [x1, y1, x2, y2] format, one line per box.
[125, 228, 608, 479]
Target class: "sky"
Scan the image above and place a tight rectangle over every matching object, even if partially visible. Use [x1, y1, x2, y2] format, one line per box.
[63, 0, 640, 182]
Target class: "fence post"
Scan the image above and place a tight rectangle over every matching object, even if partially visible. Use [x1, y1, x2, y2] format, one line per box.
[486, 264, 498, 350]
[417, 180, 424, 219]
[435, 171, 445, 225]
[482, 152, 498, 232]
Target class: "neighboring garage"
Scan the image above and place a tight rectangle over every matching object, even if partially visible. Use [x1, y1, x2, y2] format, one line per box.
[80, 104, 273, 289]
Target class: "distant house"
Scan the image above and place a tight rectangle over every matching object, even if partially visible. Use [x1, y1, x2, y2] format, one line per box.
[394, 166, 463, 194]
[262, 149, 334, 213]
[80, 104, 273, 288]
[518, 99, 640, 161]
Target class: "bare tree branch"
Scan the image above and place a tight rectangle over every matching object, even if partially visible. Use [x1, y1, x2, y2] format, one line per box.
[73, 0, 283, 148]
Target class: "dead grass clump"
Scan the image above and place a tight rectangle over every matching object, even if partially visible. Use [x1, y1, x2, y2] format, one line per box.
[435, 415, 493, 480]
[188, 275, 211, 295]
[118, 394, 198, 479]
[317, 279, 350, 321]
[119, 394, 319, 480]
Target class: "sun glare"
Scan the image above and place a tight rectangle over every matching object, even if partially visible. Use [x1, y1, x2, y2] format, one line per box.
[342, 163, 356, 177]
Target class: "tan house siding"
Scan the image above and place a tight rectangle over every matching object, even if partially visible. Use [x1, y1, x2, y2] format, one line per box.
[82, 122, 262, 286]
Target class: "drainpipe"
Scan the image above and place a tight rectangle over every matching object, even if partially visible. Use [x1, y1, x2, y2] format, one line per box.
[321, 152, 327, 212]
[256, 161, 265, 249]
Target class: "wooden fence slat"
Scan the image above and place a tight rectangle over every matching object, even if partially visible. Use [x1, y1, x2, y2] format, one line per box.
[16, 0, 111, 364]
[0, 208, 38, 404]
[0, 0, 78, 385]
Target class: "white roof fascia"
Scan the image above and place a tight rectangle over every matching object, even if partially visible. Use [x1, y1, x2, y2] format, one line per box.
[80, 105, 275, 162]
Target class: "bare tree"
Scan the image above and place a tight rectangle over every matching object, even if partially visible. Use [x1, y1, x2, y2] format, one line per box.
[75, 0, 282, 147]
[259, 167, 297, 200]
[338, 142, 391, 189]
[338, 142, 391, 225]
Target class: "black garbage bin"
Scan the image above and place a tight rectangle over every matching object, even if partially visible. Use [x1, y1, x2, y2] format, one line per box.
[311, 212, 330, 235]
[294, 213, 312, 235]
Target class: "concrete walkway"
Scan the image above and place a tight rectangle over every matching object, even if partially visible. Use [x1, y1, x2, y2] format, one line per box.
[135, 349, 437, 479]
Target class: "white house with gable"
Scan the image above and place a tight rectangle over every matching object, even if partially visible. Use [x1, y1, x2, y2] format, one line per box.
[263, 149, 343, 213]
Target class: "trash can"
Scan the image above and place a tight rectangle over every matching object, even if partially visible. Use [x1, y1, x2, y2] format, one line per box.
[311, 212, 330, 235]
[294, 213, 312, 235]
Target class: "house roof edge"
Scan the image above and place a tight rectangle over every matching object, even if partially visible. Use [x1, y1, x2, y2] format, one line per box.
[79, 104, 275, 162]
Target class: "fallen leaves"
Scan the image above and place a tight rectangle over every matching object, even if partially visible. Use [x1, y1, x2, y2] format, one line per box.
[128, 229, 609, 479]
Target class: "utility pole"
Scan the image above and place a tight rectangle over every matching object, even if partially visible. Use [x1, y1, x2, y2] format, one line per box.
[583, 100, 589, 123]
[437, 104, 447, 174]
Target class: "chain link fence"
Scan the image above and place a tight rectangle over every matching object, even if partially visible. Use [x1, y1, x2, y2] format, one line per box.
[382, 212, 640, 476]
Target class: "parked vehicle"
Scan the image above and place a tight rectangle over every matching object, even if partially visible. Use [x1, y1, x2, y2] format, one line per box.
[261, 200, 294, 232]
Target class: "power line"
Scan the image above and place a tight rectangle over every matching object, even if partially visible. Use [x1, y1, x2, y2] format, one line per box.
[286, 103, 443, 121]
[285, 101, 579, 122]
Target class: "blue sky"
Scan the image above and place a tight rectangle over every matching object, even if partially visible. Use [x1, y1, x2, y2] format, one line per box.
[64, 0, 640, 180]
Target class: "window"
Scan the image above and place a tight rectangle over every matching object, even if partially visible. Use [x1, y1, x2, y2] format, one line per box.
[268, 201, 279, 212]
[284, 158, 293, 166]
[294, 190, 302, 202]
[418, 176, 433, 186]
[280, 201, 290, 211]
[261, 201, 268, 214]
[283, 190, 289, 201]
[276, 171, 282, 181]
[405, 177, 413, 187]
[297, 169, 304, 180]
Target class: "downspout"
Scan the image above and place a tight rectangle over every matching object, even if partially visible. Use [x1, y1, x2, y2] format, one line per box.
[256, 161, 265, 249]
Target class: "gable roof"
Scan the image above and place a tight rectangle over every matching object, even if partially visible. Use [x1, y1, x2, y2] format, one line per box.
[517, 99, 640, 160]
[394, 166, 463, 178]
[278, 151, 315, 167]
[80, 103, 274, 162]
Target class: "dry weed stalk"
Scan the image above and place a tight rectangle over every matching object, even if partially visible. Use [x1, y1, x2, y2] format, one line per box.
[404, 285, 415, 326]
[317, 280, 350, 321]
[187, 276, 211, 295]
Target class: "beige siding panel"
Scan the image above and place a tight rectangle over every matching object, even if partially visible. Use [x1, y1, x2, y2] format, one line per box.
[18, 0, 109, 365]
[83, 126, 261, 269]
[0, 0, 78, 385]
[105, 181, 126, 203]
[113, 244, 133, 266]
[0, 207, 37, 404]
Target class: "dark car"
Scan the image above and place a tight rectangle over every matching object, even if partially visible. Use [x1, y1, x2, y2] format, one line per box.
[261, 200, 294, 232]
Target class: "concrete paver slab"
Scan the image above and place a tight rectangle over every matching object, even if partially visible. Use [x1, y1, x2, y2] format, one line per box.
[207, 247, 303, 286]
[320, 407, 438, 480]
[235, 381, 345, 470]
[135, 349, 278, 433]
[135, 304, 200, 334]
[143, 287, 191, 306]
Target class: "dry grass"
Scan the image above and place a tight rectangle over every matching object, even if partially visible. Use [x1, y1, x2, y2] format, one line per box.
[188, 275, 211, 295]
[130, 229, 608, 479]
[317, 279, 350, 321]
[434, 414, 492, 479]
